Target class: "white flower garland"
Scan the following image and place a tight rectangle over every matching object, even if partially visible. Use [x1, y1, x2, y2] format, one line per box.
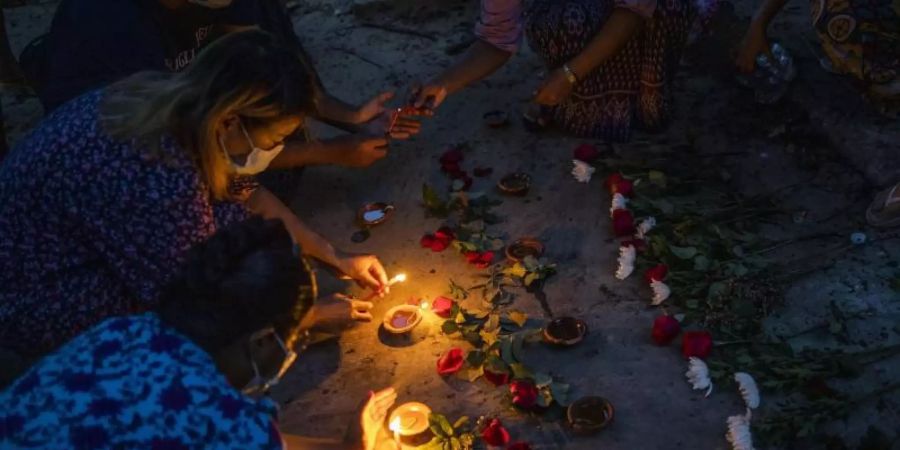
[615, 244, 636, 280]
[685, 357, 714, 397]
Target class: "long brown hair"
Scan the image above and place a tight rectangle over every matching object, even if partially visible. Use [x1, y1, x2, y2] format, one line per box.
[101, 30, 316, 200]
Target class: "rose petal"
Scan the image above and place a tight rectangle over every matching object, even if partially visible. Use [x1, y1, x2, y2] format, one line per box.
[573, 143, 600, 163]
[682, 331, 713, 359]
[432, 296, 454, 318]
[440, 148, 464, 165]
[651, 315, 681, 346]
[484, 369, 510, 386]
[604, 173, 625, 193]
[509, 380, 539, 409]
[436, 348, 465, 375]
[644, 264, 669, 283]
[420, 234, 436, 248]
[434, 227, 455, 242]
[481, 419, 511, 447]
[612, 209, 636, 237]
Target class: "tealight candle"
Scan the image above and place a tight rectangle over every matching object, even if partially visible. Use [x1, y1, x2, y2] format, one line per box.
[387, 402, 432, 437]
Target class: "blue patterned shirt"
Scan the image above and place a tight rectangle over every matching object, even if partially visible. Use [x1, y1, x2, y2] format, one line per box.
[0, 313, 283, 450]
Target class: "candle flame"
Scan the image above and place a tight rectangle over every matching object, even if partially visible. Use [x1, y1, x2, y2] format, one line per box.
[389, 273, 407, 285]
[419, 300, 429, 310]
[389, 417, 401, 432]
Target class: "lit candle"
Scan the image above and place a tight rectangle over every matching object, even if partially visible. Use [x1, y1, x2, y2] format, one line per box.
[388, 273, 407, 286]
[389, 417, 401, 446]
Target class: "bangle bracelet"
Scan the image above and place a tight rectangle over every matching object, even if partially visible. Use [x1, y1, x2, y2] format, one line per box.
[562, 64, 578, 84]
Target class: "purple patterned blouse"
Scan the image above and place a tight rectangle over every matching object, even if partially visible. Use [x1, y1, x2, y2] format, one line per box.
[0, 90, 252, 356]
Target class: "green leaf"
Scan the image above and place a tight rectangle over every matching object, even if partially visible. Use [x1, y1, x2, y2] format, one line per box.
[693, 255, 710, 272]
[511, 332, 526, 362]
[648, 198, 675, 214]
[441, 320, 459, 335]
[429, 414, 451, 438]
[479, 328, 499, 347]
[485, 355, 509, 374]
[669, 245, 698, 259]
[685, 299, 700, 310]
[420, 437, 445, 450]
[509, 363, 534, 380]
[452, 416, 470, 430]
[503, 263, 528, 278]
[523, 256, 540, 271]
[648, 170, 667, 188]
[449, 437, 461, 450]
[550, 382, 571, 406]
[422, 184, 448, 216]
[500, 338, 515, 364]
[533, 372, 553, 387]
[523, 273, 538, 286]
[707, 281, 729, 300]
[466, 350, 485, 367]
[484, 313, 500, 332]
[462, 329, 482, 345]
[507, 310, 528, 327]
[458, 365, 484, 382]
[433, 413, 455, 437]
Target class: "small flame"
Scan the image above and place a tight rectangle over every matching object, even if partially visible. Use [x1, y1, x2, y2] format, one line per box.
[389, 417, 401, 432]
[389, 273, 407, 285]
[419, 300, 430, 310]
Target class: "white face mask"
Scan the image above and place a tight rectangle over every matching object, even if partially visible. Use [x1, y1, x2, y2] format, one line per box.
[219, 119, 285, 175]
[187, 0, 234, 9]
[241, 327, 298, 396]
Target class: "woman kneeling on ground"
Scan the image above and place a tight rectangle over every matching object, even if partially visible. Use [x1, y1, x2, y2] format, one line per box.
[0, 30, 388, 365]
[412, 0, 719, 142]
[0, 217, 398, 450]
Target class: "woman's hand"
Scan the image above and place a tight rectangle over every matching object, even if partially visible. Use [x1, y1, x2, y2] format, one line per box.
[336, 253, 389, 293]
[410, 81, 449, 111]
[354, 92, 395, 124]
[308, 294, 375, 332]
[736, 23, 771, 73]
[362, 111, 422, 140]
[361, 388, 398, 450]
[533, 68, 574, 106]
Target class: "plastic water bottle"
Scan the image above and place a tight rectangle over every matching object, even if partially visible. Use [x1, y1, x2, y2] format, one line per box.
[736, 43, 796, 104]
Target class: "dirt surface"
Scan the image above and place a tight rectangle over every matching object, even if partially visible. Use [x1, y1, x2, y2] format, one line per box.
[2, 0, 898, 449]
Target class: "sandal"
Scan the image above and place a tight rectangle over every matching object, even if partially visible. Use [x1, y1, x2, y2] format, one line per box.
[866, 183, 900, 228]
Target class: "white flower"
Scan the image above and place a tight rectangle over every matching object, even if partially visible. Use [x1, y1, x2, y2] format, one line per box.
[725, 412, 755, 450]
[571, 160, 595, 183]
[610, 193, 628, 217]
[650, 280, 671, 305]
[734, 372, 760, 409]
[685, 357, 713, 397]
[635, 217, 656, 239]
[615, 245, 636, 280]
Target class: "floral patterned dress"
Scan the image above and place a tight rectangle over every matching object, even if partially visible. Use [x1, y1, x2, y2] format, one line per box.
[0, 313, 284, 450]
[0, 90, 252, 357]
[810, 0, 900, 95]
[475, 0, 718, 141]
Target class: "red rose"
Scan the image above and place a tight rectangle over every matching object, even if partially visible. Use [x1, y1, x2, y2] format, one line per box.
[611, 209, 635, 237]
[484, 369, 510, 386]
[442, 161, 463, 176]
[644, 264, 669, 283]
[436, 348, 465, 375]
[507, 443, 532, 450]
[460, 175, 474, 191]
[651, 315, 681, 346]
[509, 380, 539, 409]
[481, 419, 510, 447]
[573, 143, 600, 163]
[474, 167, 494, 177]
[604, 173, 634, 197]
[435, 227, 455, 242]
[431, 296, 454, 318]
[621, 239, 647, 253]
[465, 251, 494, 269]
[439, 148, 464, 165]
[682, 331, 713, 359]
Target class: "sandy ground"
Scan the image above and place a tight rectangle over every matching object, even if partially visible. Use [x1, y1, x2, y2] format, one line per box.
[2, 0, 899, 449]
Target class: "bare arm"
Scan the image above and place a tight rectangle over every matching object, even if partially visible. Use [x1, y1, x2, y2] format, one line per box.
[244, 187, 340, 267]
[735, 0, 790, 71]
[413, 40, 512, 108]
[751, 0, 790, 29]
[566, 9, 644, 80]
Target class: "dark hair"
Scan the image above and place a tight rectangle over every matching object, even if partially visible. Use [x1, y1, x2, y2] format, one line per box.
[157, 217, 316, 350]
[102, 29, 317, 200]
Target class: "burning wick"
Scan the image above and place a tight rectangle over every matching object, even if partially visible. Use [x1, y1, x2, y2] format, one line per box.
[389, 417, 401, 444]
[388, 273, 407, 286]
[419, 300, 430, 310]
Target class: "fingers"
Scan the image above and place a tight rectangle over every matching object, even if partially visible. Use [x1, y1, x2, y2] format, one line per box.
[365, 387, 397, 420]
[368, 258, 389, 291]
[350, 300, 375, 321]
[376, 91, 394, 104]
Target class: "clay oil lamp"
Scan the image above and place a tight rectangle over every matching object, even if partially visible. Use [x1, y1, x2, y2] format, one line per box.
[357, 202, 394, 227]
[567, 396, 615, 435]
[505, 237, 544, 262]
[542, 317, 587, 347]
[483, 110, 509, 128]
[388, 402, 433, 447]
[497, 172, 531, 196]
